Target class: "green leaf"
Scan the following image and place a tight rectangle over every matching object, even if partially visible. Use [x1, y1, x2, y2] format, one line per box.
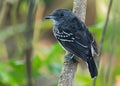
[75, 72, 92, 86]
[48, 63, 62, 76]
[32, 55, 43, 77]
[32, 55, 43, 71]
[45, 43, 63, 64]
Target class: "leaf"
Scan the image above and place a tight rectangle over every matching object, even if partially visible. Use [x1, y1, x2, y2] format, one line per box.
[45, 43, 63, 64]
[32, 55, 43, 71]
[32, 55, 43, 77]
[48, 63, 62, 76]
[75, 72, 92, 86]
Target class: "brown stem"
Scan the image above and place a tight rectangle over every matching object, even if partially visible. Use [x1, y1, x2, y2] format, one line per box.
[25, 48, 33, 86]
[73, 0, 87, 22]
[25, 0, 36, 86]
[0, 0, 10, 28]
[58, 56, 78, 86]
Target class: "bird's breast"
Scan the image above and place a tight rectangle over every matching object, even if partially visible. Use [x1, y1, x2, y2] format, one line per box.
[53, 26, 59, 36]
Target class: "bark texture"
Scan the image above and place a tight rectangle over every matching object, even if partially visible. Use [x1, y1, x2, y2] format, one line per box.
[73, 0, 87, 22]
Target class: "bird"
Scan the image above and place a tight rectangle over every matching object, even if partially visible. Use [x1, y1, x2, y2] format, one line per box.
[45, 8, 98, 78]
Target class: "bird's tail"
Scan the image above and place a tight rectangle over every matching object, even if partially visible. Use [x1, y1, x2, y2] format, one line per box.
[87, 57, 98, 78]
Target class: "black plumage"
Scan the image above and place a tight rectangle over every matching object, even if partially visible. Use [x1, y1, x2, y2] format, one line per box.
[45, 9, 98, 78]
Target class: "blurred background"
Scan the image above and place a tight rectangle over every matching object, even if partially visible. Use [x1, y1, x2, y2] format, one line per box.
[0, 0, 120, 86]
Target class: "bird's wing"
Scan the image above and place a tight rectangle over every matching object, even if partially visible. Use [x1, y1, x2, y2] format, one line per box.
[55, 29, 91, 61]
[55, 25, 98, 59]
[74, 29, 98, 57]
[86, 30, 98, 56]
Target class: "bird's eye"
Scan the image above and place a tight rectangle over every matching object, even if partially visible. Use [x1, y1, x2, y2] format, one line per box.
[60, 13, 64, 17]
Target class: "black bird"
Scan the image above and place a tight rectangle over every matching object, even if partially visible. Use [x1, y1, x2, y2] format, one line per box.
[45, 9, 98, 78]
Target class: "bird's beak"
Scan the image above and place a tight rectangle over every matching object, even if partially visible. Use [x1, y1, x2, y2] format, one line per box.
[44, 15, 55, 19]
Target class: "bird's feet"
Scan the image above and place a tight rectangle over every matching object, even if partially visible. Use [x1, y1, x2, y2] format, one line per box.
[64, 53, 77, 63]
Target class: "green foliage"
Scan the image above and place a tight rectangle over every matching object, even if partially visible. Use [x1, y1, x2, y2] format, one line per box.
[89, 22, 104, 41]
[75, 71, 92, 86]
[0, 61, 24, 86]
[0, 43, 63, 86]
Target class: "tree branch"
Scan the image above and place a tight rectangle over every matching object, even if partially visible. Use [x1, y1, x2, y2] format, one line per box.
[58, 0, 87, 86]
[58, 55, 78, 86]
[97, 0, 113, 66]
[93, 0, 113, 86]
[73, 0, 87, 22]
[25, 0, 36, 86]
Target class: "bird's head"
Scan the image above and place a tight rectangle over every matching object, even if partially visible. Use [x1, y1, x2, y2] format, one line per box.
[45, 9, 75, 25]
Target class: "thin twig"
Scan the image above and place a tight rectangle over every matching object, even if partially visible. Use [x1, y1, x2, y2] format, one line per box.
[93, 0, 113, 86]
[97, 0, 113, 67]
